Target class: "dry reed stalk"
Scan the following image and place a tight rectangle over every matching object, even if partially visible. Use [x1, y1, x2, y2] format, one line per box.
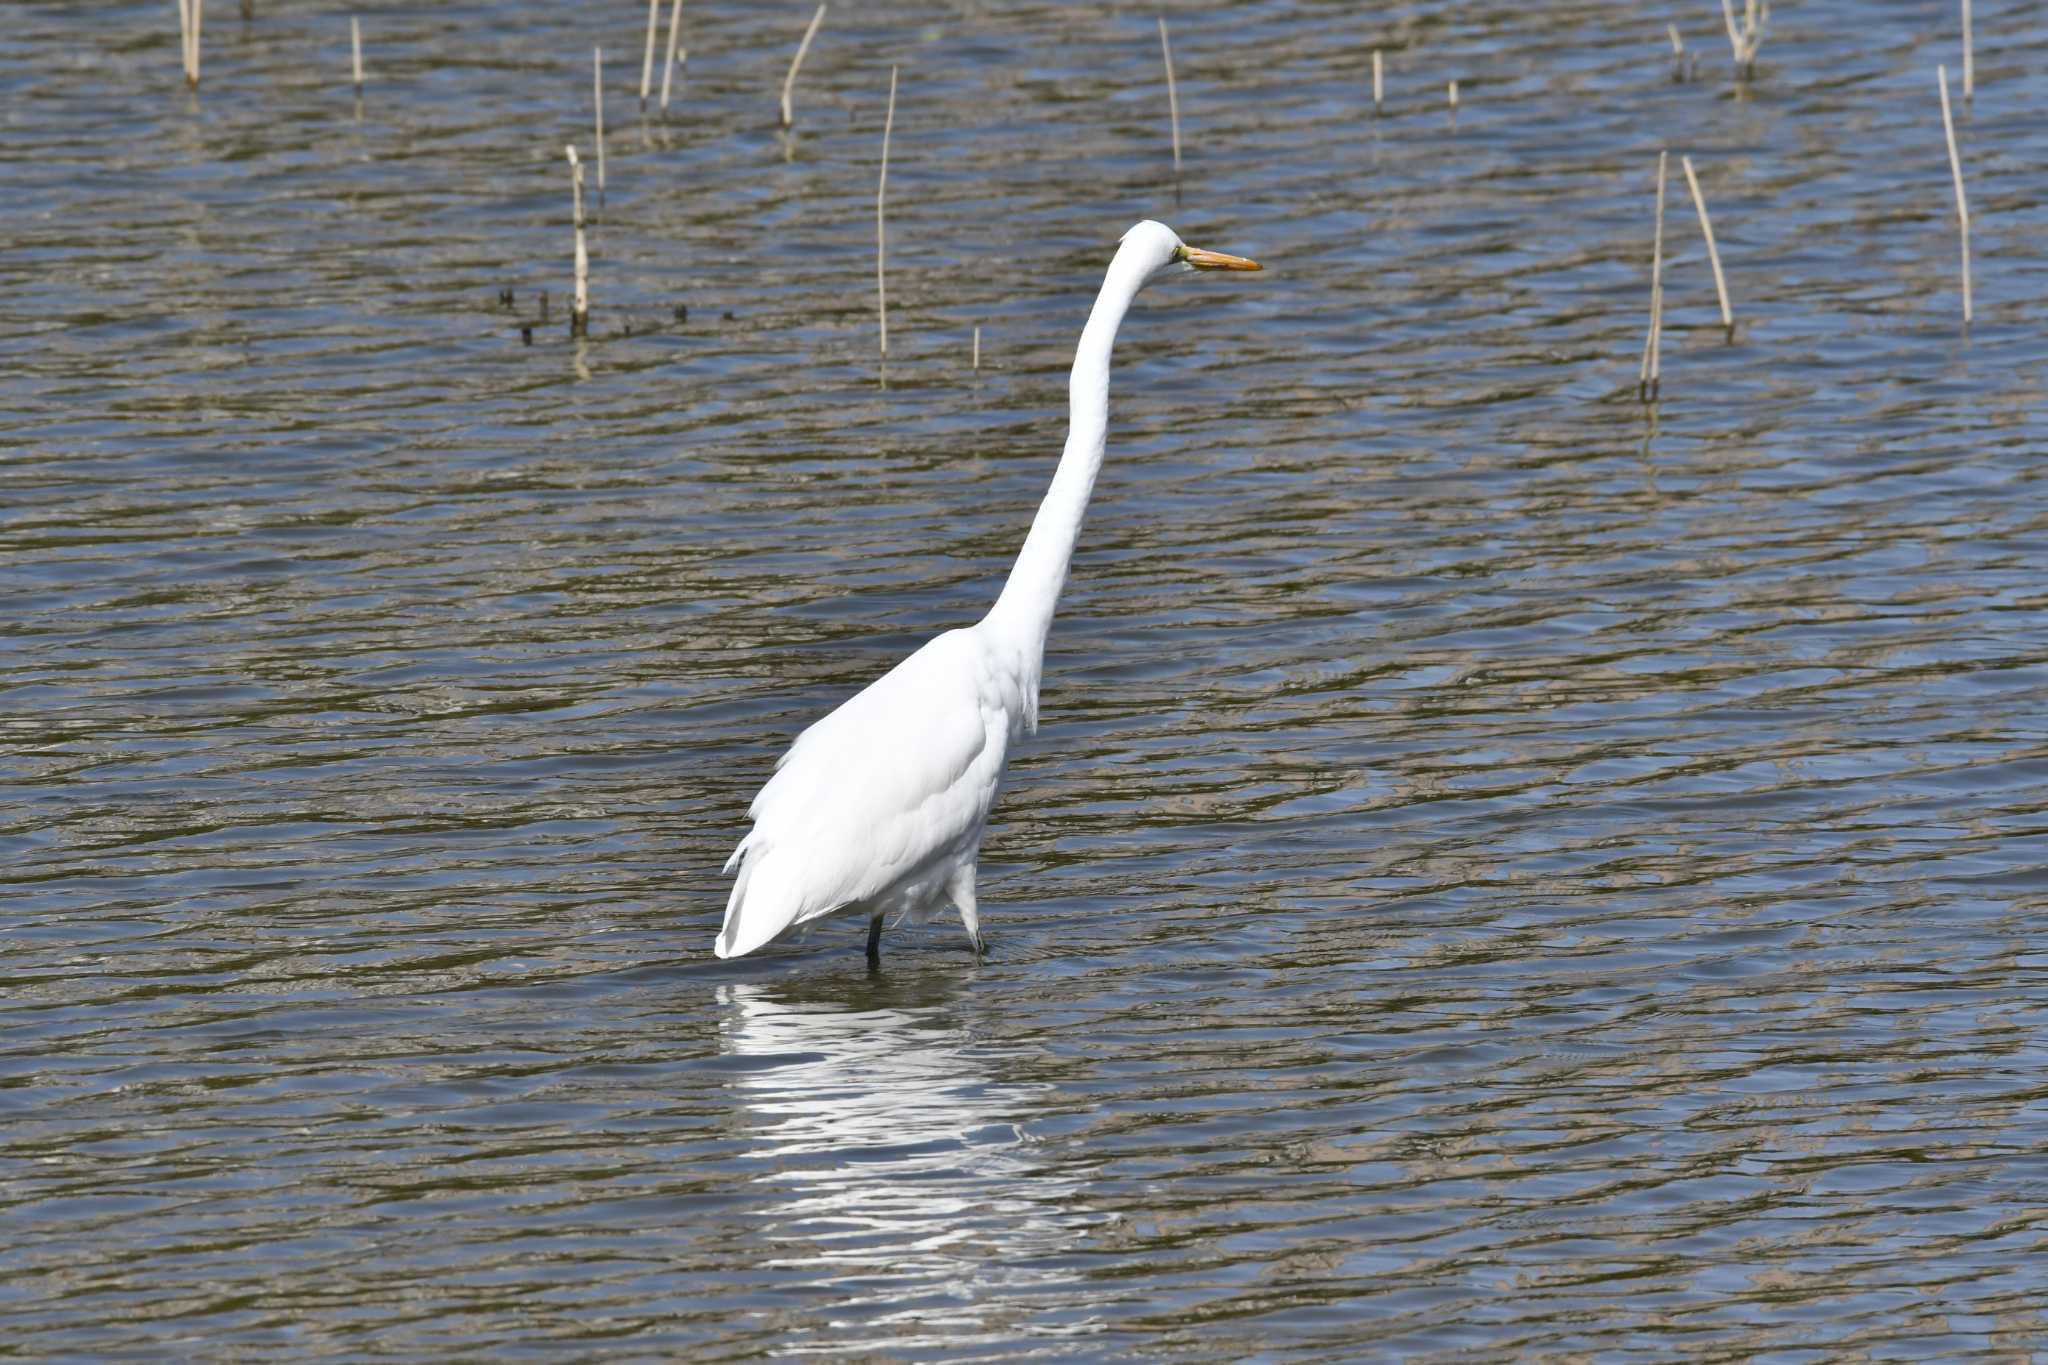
[566, 146, 589, 334]
[639, 0, 659, 110]
[660, 0, 684, 113]
[1718, 0, 1766, 79]
[593, 47, 607, 206]
[1666, 22, 1692, 80]
[1680, 155, 1733, 332]
[1158, 17, 1181, 174]
[1938, 64, 1972, 323]
[350, 16, 363, 94]
[177, 0, 204, 85]
[877, 65, 896, 359]
[1639, 150, 1668, 398]
[1448, 78, 1459, 111]
[972, 325, 980, 371]
[1372, 50, 1383, 113]
[1961, 0, 1974, 98]
[781, 3, 827, 129]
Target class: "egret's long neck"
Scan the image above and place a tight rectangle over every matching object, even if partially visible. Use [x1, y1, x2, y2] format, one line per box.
[984, 249, 1150, 670]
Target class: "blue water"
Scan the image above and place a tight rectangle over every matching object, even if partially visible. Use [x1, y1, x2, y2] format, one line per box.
[4, 0, 2047, 1356]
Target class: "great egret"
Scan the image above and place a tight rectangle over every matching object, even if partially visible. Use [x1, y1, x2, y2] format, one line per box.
[716, 220, 1262, 965]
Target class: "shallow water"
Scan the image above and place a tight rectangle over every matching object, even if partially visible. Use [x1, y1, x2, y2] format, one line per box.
[5, 0, 2048, 1356]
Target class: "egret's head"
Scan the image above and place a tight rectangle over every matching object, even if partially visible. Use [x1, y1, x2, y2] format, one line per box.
[1119, 219, 1263, 277]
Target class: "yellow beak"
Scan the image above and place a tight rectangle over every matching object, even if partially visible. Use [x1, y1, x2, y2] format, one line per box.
[1182, 246, 1263, 271]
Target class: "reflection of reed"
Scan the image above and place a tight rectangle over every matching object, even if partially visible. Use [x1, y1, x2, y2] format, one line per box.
[716, 981, 1090, 1333]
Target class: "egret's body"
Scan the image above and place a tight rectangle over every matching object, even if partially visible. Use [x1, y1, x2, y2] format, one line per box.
[717, 221, 1260, 964]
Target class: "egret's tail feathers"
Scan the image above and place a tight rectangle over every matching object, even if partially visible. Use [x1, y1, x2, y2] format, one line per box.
[715, 852, 754, 959]
[715, 841, 805, 960]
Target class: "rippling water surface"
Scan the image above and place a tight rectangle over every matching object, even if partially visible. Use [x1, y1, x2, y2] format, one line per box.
[5, 0, 2048, 1356]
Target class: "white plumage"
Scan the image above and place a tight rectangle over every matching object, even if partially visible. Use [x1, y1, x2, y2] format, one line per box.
[716, 221, 1262, 965]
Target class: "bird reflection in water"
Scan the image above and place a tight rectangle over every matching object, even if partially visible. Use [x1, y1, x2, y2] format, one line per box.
[716, 978, 1096, 1344]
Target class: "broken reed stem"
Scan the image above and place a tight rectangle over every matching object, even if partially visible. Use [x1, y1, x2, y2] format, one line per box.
[177, 0, 203, 85]
[566, 146, 589, 334]
[639, 0, 659, 110]
[1938, 64, 1972, 324]
[1680, 155, 1733, 331]
[1666, 22, 1692, 80]
[593, 47, 607, 205]
[1639, 150, 1668, 398]
[1372, 50, 1383, 114]
[972, 325, 980, 371]
[877, 65, 896, 359]
[1961, 0, 1974, 98]
[781, 3, 827, 129]
[660, 0, 684, 113]
[350, 16, 363, 94]
[1448, 78, 1459, 111]
[1158, 17, 1181, 175]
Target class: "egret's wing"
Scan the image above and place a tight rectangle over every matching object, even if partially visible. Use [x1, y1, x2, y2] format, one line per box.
[717, 628, 1009, 958]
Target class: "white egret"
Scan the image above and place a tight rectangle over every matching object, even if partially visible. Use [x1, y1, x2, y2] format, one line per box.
[717, 220, 1262, 965]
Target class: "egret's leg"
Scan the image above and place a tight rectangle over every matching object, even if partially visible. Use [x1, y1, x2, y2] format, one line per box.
[949, 865, 986, 958]
[865, 912, 883, 969]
